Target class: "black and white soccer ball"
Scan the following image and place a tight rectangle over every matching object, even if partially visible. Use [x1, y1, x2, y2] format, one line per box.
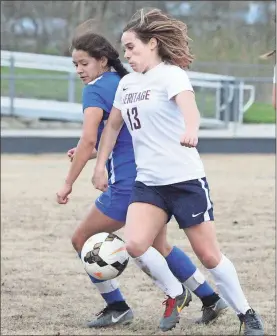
[81, 232, 129, 280]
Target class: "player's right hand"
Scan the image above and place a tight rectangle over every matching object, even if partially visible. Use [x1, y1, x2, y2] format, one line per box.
[92, 167, 108, 192]
[67, 147, 76, 162]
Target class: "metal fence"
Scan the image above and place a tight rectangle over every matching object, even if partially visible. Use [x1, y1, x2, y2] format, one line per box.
[1, 50, 275, 129]
[192, 61, 275, 103]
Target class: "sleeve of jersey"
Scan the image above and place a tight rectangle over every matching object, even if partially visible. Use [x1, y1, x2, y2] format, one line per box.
[82, 85, 107, 112]
[166, 67, 194, 100]
[113, 80, 123, 110]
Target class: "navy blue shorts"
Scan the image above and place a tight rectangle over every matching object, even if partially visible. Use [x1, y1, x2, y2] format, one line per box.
[95, 185, 132, 222]
[129, 178, 214, 229]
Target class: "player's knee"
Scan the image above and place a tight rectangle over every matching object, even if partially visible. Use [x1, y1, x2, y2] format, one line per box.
[125, 239, 149, 258]
[200, 252, 221, 269]
[153, 241, 172, 258]
[71, 232, 84, 253]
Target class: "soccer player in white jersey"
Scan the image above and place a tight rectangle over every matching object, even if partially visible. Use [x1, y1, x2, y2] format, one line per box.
[56, 26, 227, 332]
[92, 8, 264, 336]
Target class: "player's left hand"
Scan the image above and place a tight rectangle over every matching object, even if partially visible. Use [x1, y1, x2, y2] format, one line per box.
[92, 168, 108, 192]
[180, 130, 198, 148]
[56, 183, 72, 204]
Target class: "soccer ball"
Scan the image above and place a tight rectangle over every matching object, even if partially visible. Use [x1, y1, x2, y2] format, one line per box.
[81, 232, 129, 281]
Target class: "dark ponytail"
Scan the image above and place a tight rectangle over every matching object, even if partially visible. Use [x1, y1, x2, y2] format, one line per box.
[108, 58, 129, 78]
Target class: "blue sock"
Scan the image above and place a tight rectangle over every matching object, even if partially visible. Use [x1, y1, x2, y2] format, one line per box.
[166, 246, 215, 299]
[78, 253, 125, 305]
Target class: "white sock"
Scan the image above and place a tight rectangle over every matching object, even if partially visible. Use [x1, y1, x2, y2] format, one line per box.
[93, 279, 119, 293]
[208, 254, 251, 315]
[132, 246, 183, 298]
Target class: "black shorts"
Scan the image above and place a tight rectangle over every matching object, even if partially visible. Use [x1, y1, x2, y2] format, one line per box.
[129, 178, 214, 229]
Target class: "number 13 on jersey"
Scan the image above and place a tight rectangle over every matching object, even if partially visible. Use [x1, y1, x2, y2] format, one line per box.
[127, 107, 141, 130]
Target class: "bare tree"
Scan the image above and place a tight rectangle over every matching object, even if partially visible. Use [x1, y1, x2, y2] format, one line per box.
[1, 0, 275, 64]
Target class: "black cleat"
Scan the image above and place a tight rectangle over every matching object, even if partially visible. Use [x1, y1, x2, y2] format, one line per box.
[195, 297, 229, 324]
[238, 308, 264, 335]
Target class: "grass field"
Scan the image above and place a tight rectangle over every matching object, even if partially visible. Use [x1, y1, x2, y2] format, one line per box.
[1, 66, 275, 124]
[243, 102, 276, 124]
[1, 154, 275, 335]
[1, 67, 83, 103]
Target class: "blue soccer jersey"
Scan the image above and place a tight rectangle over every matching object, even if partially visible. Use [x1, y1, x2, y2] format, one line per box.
[82, 72, 136, 190]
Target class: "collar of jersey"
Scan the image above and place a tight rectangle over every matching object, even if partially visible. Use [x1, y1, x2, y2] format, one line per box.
[142, 61, 164, 75]
[87, 76, 102, 86]
[87, 71, 113, 85]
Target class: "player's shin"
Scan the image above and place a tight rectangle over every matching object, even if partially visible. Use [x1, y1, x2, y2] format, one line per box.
[78, 253, 125, 305]
[208, 254, 250, 314]
[165, 246, 220, 306]
[132, 246, 183, 298]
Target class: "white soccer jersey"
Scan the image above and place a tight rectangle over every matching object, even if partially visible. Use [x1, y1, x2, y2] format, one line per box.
[113, 62, 205, 186]
[273, 65, 276, 84]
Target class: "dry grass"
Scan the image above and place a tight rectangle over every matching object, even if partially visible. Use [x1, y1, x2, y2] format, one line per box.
[1, 154, 275, 335]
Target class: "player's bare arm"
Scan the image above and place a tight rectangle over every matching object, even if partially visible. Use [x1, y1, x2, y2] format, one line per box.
[175, 90, 200, 148]
[92, 107, 124, 192]
[56, 107, 103, 204]
[93, 106, 124, 169]
[65, 106, 103, 186]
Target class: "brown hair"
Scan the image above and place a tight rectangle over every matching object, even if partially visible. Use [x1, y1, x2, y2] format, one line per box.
[123, 8, 194, 69]
[260, 13, 276, 60]
[259, 50, 276, 60]
[70, 20, 128, 78]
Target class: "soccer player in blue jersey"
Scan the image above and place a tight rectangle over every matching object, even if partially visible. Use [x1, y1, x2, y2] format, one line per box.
[56, 28, 227, 331]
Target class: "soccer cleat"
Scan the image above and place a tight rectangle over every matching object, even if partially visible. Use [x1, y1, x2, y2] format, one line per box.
[238, 309, 264, 336]
[195, 297, 229, 324]
[159, 286, 192, 332]
[87, 302, 134, 328]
